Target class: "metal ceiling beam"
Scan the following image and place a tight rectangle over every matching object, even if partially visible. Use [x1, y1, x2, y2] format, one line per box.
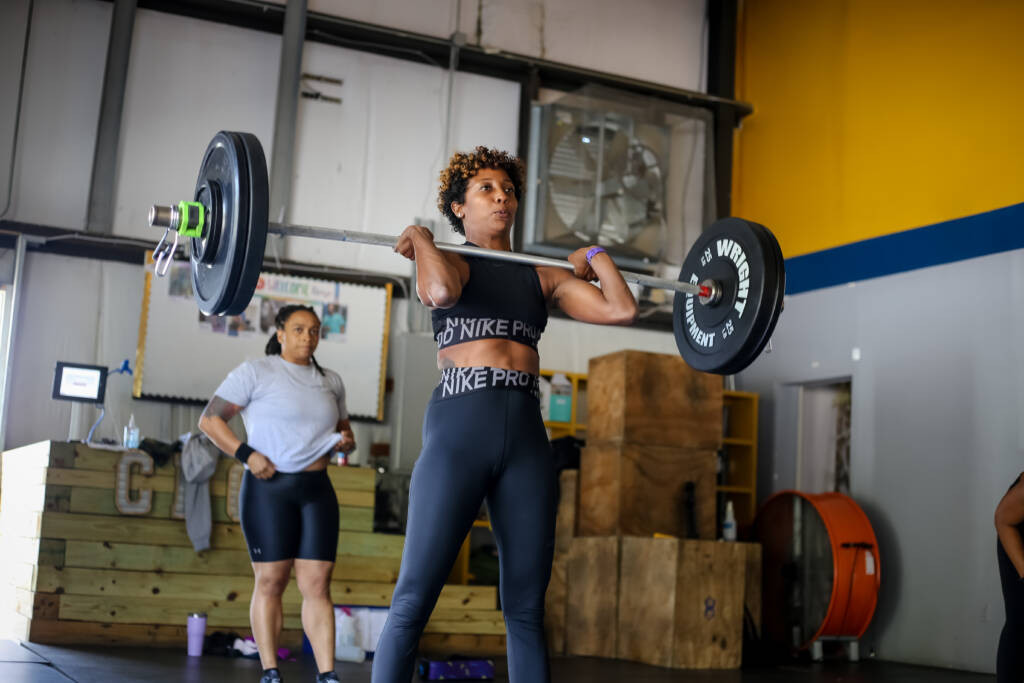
[268, 0, 306, 228]
[86, 0, 138, 233]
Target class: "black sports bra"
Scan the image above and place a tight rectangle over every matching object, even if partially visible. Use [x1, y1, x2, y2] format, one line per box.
[431, 246, 548, 351]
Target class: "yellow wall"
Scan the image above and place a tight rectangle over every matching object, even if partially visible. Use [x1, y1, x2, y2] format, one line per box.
[734, 0, 1024, 258]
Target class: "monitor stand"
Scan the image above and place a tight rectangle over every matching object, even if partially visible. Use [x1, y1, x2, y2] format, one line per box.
[68, 402, 105, 444]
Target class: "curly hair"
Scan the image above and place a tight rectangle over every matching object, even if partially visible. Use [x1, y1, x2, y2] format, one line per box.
[437, 146, 525, 235]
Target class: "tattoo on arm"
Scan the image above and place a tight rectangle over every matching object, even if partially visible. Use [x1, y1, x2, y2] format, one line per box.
[201, 395, 242, 421]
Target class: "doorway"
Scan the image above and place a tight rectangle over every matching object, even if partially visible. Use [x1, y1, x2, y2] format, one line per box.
[795, 379, 852, 494]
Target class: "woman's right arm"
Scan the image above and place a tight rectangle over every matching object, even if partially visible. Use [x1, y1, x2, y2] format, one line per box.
[995, 474, 1024, 578]
[198, 396, 275, 479]
[394, 225, 468, 309]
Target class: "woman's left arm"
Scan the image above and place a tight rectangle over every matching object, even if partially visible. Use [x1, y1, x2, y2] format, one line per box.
[540, 247, 638, 325]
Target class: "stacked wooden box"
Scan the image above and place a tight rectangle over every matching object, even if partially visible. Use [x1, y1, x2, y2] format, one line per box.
[566, 535, 762, 668]
[0, 441, 504, 655]
[561, 350, 761, 669]
[581, 349, 722, 542]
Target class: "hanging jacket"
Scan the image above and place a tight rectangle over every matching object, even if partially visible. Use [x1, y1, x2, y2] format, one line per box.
[180, 432, 221, 552]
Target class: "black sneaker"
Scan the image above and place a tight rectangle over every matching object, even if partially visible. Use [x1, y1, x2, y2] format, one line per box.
[315, 673, 340, 683]
[260, 669, 283, 683]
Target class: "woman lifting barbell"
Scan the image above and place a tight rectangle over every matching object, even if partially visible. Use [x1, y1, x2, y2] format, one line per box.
[199, 304, 356, 683]
[370, 147, 638, 683]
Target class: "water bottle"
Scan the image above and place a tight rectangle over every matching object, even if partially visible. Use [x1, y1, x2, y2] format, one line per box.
[549, 373, 573, 423]
[186, 612, 207, 656]
[722, 500, 737, 541]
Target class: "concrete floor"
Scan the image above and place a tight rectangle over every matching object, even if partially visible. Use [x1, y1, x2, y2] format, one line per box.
[0, 641, 996, 682]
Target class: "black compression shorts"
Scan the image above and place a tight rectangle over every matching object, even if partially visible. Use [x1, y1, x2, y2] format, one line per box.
[239, 469, 339, 562]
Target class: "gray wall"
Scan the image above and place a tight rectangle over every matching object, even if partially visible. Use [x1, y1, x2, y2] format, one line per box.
[4, 251, 198, 448]
[1, 0, 111, 227]
[737, 248, 1024, 672]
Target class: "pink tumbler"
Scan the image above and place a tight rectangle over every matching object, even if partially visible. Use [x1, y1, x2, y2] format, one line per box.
[187, 612, 207, 656]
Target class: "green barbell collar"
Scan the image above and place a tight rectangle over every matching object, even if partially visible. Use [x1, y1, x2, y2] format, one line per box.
[177, 200, 205, 238]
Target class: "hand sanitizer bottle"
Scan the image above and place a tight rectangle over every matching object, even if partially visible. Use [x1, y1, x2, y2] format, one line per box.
[123, 414, 140, 449]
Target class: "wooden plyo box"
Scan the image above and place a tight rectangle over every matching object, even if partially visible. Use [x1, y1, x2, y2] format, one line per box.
[586, 350, 723, 449]
[617, 537, 761, 670]
[565, 537, 620, 658]
[565, 536, 761, 669]
[0, 441, 505, 655]
[578, 441, 716, 540]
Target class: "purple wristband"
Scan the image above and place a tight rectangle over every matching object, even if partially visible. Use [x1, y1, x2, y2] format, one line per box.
[585, 246, 606, 264]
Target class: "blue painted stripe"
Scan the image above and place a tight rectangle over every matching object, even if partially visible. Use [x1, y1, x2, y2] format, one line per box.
[784, 202, 1024, 294]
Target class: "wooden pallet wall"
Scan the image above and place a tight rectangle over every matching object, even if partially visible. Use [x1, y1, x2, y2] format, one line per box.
[0, 441, 504, 654]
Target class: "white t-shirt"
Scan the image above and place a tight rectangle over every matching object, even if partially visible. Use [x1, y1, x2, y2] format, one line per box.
[214, 355, 349, 473]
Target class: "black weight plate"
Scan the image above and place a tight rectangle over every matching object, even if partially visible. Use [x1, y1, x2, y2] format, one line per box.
[190, 131, 251, 315]
[736, 221, 785, 372]
[673, 218, 782, 375]
[222, 132, 269, 316]
[711, 221, 784, 375]
[674, 217, 769, 373]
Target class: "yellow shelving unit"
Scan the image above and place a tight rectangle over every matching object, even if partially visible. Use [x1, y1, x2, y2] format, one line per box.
[718, 390, 759, 529]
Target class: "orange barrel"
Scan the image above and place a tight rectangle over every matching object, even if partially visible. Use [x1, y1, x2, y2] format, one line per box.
[754, 491, 880, 651]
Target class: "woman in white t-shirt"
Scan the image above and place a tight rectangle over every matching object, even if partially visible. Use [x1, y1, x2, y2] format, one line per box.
[199, 304, 356, 683]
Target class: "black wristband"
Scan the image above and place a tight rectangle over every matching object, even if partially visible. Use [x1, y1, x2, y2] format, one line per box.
[234, 442, 255, 464]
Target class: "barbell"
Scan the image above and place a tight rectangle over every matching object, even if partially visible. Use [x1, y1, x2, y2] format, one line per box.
[148, 131, 785, 375]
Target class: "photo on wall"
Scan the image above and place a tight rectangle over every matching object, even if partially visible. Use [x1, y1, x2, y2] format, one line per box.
[198, 299, 259, 337]
[167, 263, 194, 299]
[320, 302, 348, 341]
[258, 296, 308, 334]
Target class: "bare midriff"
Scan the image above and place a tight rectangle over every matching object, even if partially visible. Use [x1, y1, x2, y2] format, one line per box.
[437, 337, 540, 375]
[303, 455, 330, 472]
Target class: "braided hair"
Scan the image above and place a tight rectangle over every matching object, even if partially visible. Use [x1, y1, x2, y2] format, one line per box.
[265, 304, 325, 376]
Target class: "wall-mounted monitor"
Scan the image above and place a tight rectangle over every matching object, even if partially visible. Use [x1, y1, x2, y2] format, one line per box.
[52, 362, 107, 404]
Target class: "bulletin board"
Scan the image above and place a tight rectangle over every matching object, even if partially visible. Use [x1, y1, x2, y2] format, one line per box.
[134, 259, 392, 420]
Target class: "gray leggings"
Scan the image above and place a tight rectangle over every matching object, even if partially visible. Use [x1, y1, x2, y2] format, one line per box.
[372, 374, 556, 683]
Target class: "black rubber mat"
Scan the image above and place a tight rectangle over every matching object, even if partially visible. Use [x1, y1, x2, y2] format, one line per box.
[8, 646, 1001, 683]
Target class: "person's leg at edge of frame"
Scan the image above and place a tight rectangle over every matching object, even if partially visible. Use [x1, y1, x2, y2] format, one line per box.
[996, 543, 1024, 683]
[295, 559, 337, 675]
[251, 559, 294, 671]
